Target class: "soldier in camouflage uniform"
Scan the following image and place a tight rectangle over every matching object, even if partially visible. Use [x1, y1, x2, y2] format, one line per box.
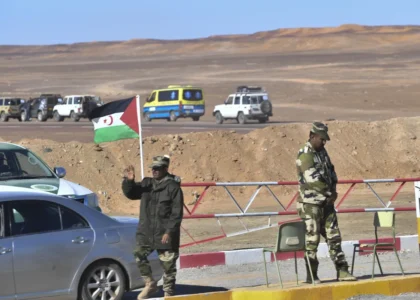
[122, 156, 184, 299]
[296, 122, 357, 283]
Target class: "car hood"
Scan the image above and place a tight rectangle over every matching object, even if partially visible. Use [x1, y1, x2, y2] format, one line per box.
[0, 177, 93, 196]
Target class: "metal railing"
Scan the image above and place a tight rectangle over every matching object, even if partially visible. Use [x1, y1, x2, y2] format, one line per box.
[178, 178, 420, 248]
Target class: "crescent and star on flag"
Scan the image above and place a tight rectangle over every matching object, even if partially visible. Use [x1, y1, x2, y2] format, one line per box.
[103, 115, 114, 125]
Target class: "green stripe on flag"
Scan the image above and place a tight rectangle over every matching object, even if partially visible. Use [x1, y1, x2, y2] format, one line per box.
[93, 125, 139, 144]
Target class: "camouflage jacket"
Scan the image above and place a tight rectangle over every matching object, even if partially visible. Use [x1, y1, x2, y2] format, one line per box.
[122, 174, 184, 250]
[296, 141, 338, 205]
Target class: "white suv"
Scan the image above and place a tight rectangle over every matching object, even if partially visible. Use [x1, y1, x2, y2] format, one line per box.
[52, 95, 98, 122]
[213, 86, 273, 124]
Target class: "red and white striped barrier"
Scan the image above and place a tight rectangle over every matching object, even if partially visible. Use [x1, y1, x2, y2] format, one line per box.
[179, 178, 420, 248]
[182, 178, 420, 187]
[183, 207, 416, 219]
[176, 234, 419, 270]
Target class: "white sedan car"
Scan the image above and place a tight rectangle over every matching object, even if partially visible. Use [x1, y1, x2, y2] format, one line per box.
[0, 187, 163, 300]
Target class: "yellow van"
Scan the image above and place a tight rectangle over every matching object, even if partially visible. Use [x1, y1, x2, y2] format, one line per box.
[143, 85, 205, 122]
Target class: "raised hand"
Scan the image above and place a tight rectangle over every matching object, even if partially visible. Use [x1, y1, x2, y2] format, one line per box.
[124, 165, 135, 180]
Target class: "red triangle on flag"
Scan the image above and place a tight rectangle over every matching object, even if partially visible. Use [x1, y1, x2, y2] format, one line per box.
[120, 97, 140, 134]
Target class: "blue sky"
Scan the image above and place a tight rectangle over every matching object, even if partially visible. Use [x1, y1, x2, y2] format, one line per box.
[2, 0, 419, 45]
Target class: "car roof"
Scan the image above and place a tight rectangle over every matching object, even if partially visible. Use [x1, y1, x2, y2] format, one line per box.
[0, 186, 55, 198]
[153, 86, 202, 92]
[0, 142, 26, 151]
[229, 92, 268, 96]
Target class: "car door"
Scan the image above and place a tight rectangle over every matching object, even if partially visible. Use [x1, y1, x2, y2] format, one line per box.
[74, 97, 82, 114]
[7, 200, 94, 299]
[59, 97, 68, 116]
[67, 97, 73, 116]
[30, 99, 39, 118]
[147, 92, 157, 117]
[0, 203, 15, 300]
[232, 96, 242, 118]
[222, 96, 234, 118]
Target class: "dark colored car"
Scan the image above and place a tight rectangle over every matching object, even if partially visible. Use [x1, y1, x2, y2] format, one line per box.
[21, 94, 62, 122]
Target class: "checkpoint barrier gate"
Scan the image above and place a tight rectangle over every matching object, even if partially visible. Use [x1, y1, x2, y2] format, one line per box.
[178, 177, 420, 248]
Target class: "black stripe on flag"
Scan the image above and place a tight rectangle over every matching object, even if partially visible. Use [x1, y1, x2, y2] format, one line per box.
[87, 97, 134, 121]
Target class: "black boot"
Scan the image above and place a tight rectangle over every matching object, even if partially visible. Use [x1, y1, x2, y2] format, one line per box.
[305, 262, 321, 284]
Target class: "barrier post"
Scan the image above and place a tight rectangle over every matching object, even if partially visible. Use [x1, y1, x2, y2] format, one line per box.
[415, 181, 420, 252]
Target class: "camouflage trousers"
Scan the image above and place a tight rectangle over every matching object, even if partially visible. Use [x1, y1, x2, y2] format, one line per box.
[133, 245, 179, 294]
[297, 202, 349, 270]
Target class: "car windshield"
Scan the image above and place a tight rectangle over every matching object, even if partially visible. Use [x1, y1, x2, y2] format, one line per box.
[0, 149, 55, 180]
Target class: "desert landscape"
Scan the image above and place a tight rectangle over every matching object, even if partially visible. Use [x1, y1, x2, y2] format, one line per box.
[1, 24, 420, 253]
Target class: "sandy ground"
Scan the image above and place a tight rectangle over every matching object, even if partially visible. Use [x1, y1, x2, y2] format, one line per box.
[1, 24, 420, 253]
[2, 117, 418, 253]
[2, 25, 420, 123]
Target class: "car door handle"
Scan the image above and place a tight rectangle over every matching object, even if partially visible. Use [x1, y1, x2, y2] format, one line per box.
[72, 236, 89, 244]
[0, 247, 12, 255]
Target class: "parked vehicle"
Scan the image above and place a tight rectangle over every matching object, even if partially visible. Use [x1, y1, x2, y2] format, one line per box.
[0, 142, 101, 211]
[88, 95, 104, 106]
[52, 95, 101, 122]
[0, 97, 22, 122]
[21, 94, 62, 122]
[143, 85, 205, 122]
[0, 186, 163, 300]
[213, 86, 273, 124]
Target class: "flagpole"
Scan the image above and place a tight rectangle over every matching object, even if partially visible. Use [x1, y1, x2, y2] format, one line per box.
[136, 95, 145, 180]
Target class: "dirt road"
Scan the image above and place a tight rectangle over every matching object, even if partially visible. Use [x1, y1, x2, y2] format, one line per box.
[0, 120, 293, 142]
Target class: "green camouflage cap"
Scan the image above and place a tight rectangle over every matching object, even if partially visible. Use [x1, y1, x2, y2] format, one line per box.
[310, 122, 330, 141]
[149, 155, 170, 168]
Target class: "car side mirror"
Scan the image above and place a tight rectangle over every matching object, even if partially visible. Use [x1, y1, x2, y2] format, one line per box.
[54, 167, 66, 178]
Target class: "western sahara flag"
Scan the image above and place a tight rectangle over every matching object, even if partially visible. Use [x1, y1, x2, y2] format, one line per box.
[88, 96, 140, 144]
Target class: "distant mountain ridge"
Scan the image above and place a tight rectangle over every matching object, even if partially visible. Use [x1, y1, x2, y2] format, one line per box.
[2, 24, 420, 58]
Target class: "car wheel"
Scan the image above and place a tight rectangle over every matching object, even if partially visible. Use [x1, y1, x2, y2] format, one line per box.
[192, 116, 200, 121]
[215, 111, 223, 124]
[71, 111, 80, 122]
[258, 117, 267, 123]
[144, 112, 151, 122]
[54, 111, 64, 122]
[37, 111, 46, 122]
[169, 111, 177, 122]
[80, 261, 126, 300]
[237, 112, 246, 124]
[21, 111, 26, 121]
[0, 112, 8, 122]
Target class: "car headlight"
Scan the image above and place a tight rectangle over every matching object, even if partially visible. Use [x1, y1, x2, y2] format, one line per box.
[85, 193, 99, 208]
